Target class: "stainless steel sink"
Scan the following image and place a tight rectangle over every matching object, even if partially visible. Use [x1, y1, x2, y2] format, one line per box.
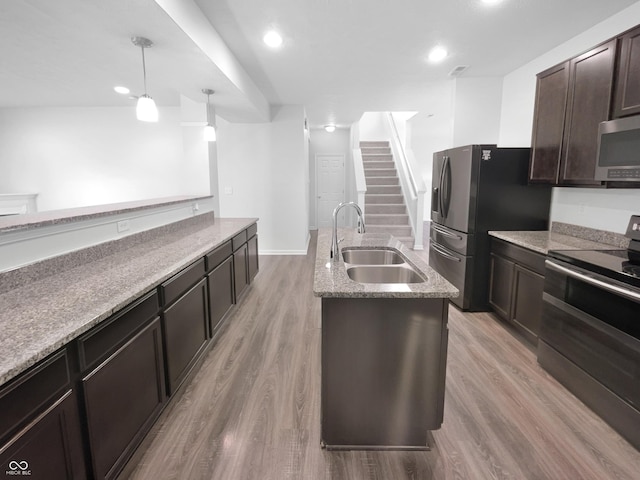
[342, 248, 405, 265]
[346, 265, 425, 284]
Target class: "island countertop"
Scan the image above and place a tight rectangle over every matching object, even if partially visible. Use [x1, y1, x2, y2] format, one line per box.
[0, 215, 257, 386]
[313, 228, 459, 299]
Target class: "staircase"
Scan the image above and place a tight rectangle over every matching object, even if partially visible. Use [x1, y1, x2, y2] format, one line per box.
[360, 141, 414, 245]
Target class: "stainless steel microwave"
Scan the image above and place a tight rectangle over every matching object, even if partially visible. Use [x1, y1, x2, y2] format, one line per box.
[595, 115, 640, 181]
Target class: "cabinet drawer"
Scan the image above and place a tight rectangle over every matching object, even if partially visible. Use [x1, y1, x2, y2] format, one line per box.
[205, 241, 232, 271]
[0, 349, 70, 443]
[247, 223, 257, 239]
[232, 230, 247, 251]
[160, 258, 206, 306]
[77, 291, 159, 371]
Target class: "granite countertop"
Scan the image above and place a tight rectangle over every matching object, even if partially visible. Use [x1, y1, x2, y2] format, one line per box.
[0, 195, 211, 233]
[0, 216, 257, 386]
[488, 230, 616, 255]
[313, 228, 459, 299]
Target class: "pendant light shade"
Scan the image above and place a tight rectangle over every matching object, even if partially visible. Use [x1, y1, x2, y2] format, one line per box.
[203, 124, 217, 142]
[132, 36, 158, 122]
[202, 89, 217, 142]
[136, 94, 158, 122]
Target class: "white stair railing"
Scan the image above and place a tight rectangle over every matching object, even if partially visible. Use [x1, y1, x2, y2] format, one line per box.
[384, 113, 427, 250]
[353, 148, 367, 221]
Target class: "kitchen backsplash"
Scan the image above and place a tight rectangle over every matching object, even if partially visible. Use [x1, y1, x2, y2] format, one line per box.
[551, 221, 630, 249]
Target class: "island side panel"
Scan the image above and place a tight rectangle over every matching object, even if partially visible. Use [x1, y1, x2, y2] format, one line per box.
[321, 297, 449, 449]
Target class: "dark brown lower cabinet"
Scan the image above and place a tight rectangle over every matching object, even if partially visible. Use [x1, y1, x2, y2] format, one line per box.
[208, 256, 234, 333]
[489, 238, 545, 343]
[233, 243, 249, 301]
[0, 390, 86, 480]
[248, 234, 259, 282]
[163, 278, 209, 394]
[512, 264, 544, 337]
[0, 348, 87, 480]
[82, 317, 165, 480]
[488, 253, 515, 320]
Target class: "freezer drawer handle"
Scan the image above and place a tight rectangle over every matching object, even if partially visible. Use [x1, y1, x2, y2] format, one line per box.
[432, 224, 462, 240]
[431, 244, 461, 262]
[545, 260, 640, 303]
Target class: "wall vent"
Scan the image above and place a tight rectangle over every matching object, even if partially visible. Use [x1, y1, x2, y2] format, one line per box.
[448, 65, 469, 77]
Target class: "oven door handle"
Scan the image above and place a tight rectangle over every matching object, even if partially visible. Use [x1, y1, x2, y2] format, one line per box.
[545, 260, 640, 303]
[431, 244, 462, 262]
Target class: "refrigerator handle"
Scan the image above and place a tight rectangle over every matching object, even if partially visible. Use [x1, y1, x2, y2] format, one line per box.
[441, 156, 451, 218]
[431, 186, 439, 213]
[430, 243, 461, 262]
[437, 156, 446, 216]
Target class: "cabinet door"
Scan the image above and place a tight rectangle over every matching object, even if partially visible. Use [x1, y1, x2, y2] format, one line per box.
[613, 26, 640, 118]
[529, 62, 569, 184]
[512, 264, 545, 339]
[561, 40, 616, 185]
[208, 256, 234, 333]
[82, 317, 165, 480]
[233, 244, 249, 302]
[0, 391, 86, 480]
[163, 278, 209, 394]
[248, 235, 259, 282]
[488, 253, 515, 320]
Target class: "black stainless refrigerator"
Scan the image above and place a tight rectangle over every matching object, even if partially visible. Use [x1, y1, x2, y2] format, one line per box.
[429, 145, 552, 311]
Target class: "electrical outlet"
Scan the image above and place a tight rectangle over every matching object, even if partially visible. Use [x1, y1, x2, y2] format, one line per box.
[117, 220, 130, 233]
[224, 187, 233, 195]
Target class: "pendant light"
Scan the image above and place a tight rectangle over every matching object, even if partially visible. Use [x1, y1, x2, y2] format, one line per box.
[132, 36, 158, 122]
[202, 89, 217, 142]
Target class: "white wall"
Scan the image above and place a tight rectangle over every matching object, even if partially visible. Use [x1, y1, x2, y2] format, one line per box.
[405, 81, 455, 219]
[359, 112, 389, 140]
[216, 105, 309, 254]
[0, 106, 210, 212]
[452, 77, 503, 146]
[309, 128, 351, 229]
[498, 2, 640, 233]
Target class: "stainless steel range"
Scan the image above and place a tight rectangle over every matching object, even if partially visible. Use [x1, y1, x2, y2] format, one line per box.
[539, 215, 640, 450]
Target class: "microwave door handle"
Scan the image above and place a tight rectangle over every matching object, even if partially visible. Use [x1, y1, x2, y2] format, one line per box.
[432, 224, 462, 240]
[545, 260, 640, 303]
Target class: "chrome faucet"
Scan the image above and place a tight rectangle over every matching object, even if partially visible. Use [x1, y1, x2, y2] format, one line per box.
[331, 202, 366, 259]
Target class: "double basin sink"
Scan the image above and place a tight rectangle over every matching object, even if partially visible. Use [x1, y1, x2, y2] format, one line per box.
[342, 247, 426, 284]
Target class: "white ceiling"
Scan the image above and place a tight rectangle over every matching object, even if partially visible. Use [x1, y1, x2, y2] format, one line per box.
[1, 0, 639, 126]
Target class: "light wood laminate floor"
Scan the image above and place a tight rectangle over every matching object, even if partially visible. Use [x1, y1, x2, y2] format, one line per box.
[124, 233, 640, 480]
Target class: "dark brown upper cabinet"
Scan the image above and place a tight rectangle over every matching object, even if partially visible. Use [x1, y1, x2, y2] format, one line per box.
[529, 40, 616, 186]
[529, 62, 570, 184]
[613, 25, 640, 118]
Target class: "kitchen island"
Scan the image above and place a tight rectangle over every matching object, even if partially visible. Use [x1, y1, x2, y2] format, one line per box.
[313, 228, 458, 450]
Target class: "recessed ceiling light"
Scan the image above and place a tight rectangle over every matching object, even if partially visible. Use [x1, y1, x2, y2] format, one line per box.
[428, 46, 448, 63]
[324, 124, 336, 133]
[114, 86, 130, 95]
[481, 0, 504, 5]
[263, 30, 283, 48]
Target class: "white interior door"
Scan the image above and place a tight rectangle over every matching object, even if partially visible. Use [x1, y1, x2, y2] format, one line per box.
[316, 154, 345, 228]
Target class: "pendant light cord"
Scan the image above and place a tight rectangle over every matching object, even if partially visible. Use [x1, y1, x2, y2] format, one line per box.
[140, 46, 148, 94]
